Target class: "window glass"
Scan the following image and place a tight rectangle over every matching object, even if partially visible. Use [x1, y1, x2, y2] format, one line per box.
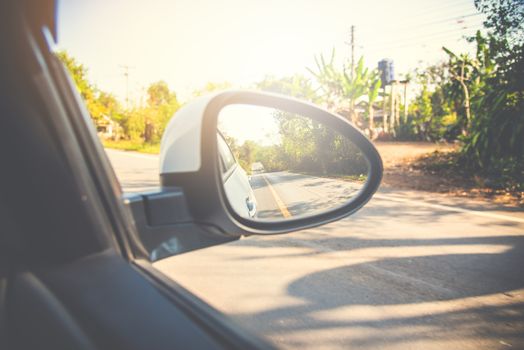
[57, 2, 522, 349]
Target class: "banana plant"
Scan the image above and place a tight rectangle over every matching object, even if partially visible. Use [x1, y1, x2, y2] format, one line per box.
[341, 57, 369, 125]
[366, 71, 382, 138]
[308, 50, 373, 125]
[306, 48, 344, 109]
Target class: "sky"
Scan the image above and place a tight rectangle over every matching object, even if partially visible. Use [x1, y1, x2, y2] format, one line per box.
[219, 105, 281, 145]
[57, 0, 486, 104]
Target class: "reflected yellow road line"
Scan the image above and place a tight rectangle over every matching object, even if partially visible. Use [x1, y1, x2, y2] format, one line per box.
[262, 175, 292, 218]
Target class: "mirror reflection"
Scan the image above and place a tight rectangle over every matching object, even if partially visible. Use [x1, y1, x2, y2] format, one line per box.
[218, 104, 369, 221]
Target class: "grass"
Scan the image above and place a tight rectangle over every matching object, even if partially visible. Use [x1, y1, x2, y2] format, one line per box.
[297, 171, 368, 183]
[102, 139, 160, 154]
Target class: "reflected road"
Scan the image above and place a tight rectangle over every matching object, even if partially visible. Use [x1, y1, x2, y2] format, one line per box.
[250, 172, 363, 219]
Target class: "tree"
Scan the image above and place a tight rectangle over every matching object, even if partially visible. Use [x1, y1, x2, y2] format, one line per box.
[340, 57, 369, 125]
[144, 81, 180, 143]
[456, 0, 524, 171]
[98, 91, 121, 115]
[475, 0, 524, 45]
[56, 50, 105, 121]
[237, 141, 257, 172]
[57, 51, 183, 145]
[414, 85, 434, 140]
[404, 63, 461, 141]
[193, 82, 232, 97]
[307, 49, 344, 108]
[147, 81, 172, 107]
[116, 81, 180, 143]
[442, 49, 475, 132]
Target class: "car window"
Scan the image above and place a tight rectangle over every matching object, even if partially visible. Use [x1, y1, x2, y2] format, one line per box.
[57, 1, 524, 349]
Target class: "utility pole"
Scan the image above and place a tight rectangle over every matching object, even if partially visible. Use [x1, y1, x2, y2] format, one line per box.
[345, 26, 356, 78]
[390, 81, 396, 132]
[395, 87, 401, 127]
[120, 65, 134, 109]
[382, 86, 388, 133]
[350, 25, 355, 80]
[400, 79, 409, 124]
[344, 25, 356, 124]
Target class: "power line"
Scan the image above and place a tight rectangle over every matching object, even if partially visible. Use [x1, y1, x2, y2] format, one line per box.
[369, 0, 475, 20]
[393, 12, 482, 31]
[363, 33, 473, 53]
[357, 11, 483, 46]
[362, 23, 483, 50]
[361, 20, 484, 49]
[361, 24, 484, 52]
[359, 3, 480, 34]
[398, 1, 478, 22]
[362, 31, 477, 54]
[357, 1, 478, 31]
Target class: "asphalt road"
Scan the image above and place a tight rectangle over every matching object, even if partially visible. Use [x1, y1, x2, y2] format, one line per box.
[250, 172, 363, 220]
[107, 149, 524, 350]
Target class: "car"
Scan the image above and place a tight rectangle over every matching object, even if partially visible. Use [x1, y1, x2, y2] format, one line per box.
[218, 132, 257, 218]
[0, 1, 382, 349]
[251, 162, 265, 175]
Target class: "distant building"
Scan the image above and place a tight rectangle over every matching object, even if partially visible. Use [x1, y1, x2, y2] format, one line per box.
[96, 115, 122, 140]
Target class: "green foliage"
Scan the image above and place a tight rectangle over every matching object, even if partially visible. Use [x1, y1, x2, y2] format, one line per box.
[306, 49, 343, 107]
[56, 50, 114, 121]
[106, 81, 180, 144]
[458, 0, 524, 172]
[474, 0, 524, 44]
[367, 73, 382, 106]
[402, 63, 458, 141]
[193, 82, 233, 97]
[407, 9, 523, 168]
[230, 111, 368, 178]
[56, 51, 93, 100]
[256, 74, 321, 103]
[118, 108, 143, 141]
[307, 49, 382, 129]
[144, 81, 180, 142]
[59, 0, 523, 188]
[341, 57, 370, 123]
[405, 0, 524, 184]
[252, 71, 373, 174]
[57, 50, 180, 148]
[308, 49, 381, 131]
[101, 139, 160, 154]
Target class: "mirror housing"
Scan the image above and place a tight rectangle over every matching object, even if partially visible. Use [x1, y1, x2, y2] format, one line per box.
[160, 90, 383, 236]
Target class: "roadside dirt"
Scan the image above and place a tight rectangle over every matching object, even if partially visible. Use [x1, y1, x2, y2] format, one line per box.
[374, 141, 523, 208]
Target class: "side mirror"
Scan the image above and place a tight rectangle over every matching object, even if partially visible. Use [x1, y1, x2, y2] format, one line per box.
[160, 90, 382, 236]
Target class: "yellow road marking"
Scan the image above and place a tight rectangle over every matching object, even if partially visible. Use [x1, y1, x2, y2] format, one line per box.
[262, 175, 292, 218]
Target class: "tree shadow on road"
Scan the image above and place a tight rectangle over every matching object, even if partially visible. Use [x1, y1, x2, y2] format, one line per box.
[230, 234, 524, 349]
[378, 187, 524, 213]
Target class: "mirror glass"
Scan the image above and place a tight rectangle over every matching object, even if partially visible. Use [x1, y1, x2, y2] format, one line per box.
[218, 104, 369, 221]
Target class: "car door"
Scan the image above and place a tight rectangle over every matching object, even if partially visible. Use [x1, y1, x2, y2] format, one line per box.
[218, 133, 257, 218]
